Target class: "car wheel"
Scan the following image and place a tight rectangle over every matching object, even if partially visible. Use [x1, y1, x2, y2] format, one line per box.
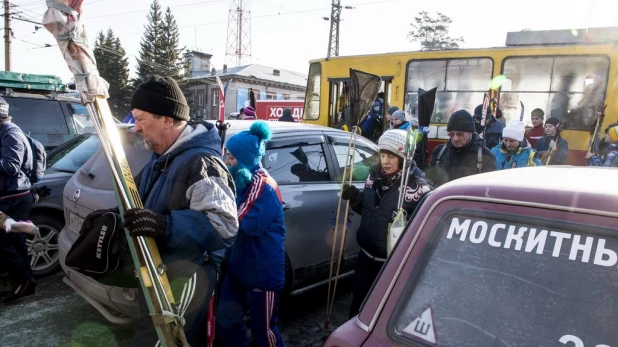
[27, 213, 63, 278]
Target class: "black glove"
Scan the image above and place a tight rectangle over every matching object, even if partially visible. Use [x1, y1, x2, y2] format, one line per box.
[123, 208, 166, 238]
[79, 207, 120, 234]
[341, 184, 361, 201]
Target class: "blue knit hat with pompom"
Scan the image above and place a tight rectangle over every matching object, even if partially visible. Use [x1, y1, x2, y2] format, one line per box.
[226, 121, 272, 169]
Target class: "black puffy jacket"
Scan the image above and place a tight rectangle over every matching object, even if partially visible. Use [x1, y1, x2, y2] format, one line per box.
[0, 121, 33, 196]
[426, 133, 496, 187]
[350, 164, 432, 259]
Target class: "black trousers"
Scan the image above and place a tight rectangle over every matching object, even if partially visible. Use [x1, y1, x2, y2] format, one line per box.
[0, 192, 33, 283]
[132, 261, 218, 347]
[349, 250, 385, 319]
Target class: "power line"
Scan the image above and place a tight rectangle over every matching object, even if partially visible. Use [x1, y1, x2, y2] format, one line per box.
[10, 13, 40, 25]
[11, 0, 41, 7]
[17, 0, 105, 12]
[13, 42, 55, 53]
[12, 36, 51, 48]
[9, 8, 41, 23]
[11, 3, 43, 20]
[85, 0, 224, 21]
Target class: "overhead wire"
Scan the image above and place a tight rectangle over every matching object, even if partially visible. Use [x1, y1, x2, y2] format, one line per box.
[11, 3, 45, 21]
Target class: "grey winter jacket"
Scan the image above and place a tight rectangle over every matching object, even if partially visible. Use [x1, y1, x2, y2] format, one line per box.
[0, 121, 33, 196]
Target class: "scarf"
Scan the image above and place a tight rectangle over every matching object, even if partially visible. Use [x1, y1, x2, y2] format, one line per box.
[228, 165, 253, 194]
[379, 168, 402, 191]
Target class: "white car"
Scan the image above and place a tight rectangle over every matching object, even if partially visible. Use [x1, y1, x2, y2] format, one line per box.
[59, 120, 379, 323]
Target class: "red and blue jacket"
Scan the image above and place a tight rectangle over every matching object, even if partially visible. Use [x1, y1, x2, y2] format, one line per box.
[226, 167, 286, 291]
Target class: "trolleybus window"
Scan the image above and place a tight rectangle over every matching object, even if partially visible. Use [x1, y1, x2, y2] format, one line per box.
[501, 55, 609, 130]
[304, 63, 322, 121]
[405, 58, 493, 124]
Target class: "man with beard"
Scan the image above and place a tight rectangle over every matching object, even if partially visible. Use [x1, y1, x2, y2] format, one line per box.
[427, 109, 496, 187]
[82, 76, 239, 346]
[534, 117, 569, 165]
[218, 121, 285, 347]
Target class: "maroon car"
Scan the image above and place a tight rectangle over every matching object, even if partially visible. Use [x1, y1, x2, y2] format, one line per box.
[326, 166, 618, 347]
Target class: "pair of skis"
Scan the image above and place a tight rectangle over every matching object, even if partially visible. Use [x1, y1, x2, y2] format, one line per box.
[588, 104, 608, 156]
[387, 127, 419, 255]
[43, 2, 187, 346]
[325, 69, 381, 330]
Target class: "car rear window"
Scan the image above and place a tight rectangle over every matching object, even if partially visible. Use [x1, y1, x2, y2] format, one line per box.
[76, 130, 150, 190]
[4, 97, 69, 135]
[50, 135, 100, 173]
[389, 211, 617, 347]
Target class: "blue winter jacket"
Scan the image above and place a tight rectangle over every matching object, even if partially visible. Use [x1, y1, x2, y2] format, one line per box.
[226, 167, 286, 291]
[0, 121, 33, 196]
[135, 121, 238, 279]
[491, 139, 542, 170]
[393, 121, 411, 131]
[588, 143, 618, 167]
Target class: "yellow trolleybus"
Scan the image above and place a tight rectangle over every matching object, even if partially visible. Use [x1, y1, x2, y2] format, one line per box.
[302, 27, 618, 165]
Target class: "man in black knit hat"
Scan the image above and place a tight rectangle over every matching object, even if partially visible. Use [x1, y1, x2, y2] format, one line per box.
[81, 76, 239, 346]
[426, 109, 496, 187]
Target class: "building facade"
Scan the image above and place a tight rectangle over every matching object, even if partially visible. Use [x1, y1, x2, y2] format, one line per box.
[185, 60, 306, 121]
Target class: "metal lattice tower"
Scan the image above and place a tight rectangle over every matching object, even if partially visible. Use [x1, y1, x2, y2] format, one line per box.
[327, 0, 341, 58]
[225, 0, 252, 67]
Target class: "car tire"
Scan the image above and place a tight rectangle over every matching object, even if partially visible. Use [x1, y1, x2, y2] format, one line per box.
[27, 213, 63, 278]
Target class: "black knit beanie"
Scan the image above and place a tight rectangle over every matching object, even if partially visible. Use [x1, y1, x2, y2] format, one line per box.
[545, 117, 560, 127]
[130, 75, 190, 121]
[447, 109, 476, 132]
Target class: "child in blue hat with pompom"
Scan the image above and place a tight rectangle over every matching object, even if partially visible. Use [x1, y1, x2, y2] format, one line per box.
[217, 121, 285, 347]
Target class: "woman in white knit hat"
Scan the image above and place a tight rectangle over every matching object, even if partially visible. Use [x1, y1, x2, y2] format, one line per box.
[341, 129, 432, 318]
[491, 120, 542, 170]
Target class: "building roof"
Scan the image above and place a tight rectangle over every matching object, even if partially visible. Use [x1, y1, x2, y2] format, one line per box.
[186, 50, 213, 59]
[190, 64, 307, 89]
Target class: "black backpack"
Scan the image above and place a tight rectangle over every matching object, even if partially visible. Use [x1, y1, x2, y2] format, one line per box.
[25, 135, 46, 184]
[65, 211, 127, 279]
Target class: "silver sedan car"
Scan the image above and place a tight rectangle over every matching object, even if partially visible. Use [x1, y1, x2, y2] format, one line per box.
[59, 120, 379, 323]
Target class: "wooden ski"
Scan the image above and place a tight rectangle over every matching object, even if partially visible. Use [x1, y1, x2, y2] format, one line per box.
[87, 97, 187, 346]
[42, 2, 186, 345]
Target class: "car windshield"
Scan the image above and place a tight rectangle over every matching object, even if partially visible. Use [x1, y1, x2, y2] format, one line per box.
[390, 211, 617, 346]
[49, 135, 101, 174]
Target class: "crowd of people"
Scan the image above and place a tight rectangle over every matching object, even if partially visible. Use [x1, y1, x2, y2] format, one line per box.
[2, 76, 617, 346]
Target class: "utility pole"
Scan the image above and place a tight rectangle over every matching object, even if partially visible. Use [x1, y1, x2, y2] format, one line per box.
[326, 0, 341, 58]
[4, 0, 11, 71]
[225, 0, 252, 67]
